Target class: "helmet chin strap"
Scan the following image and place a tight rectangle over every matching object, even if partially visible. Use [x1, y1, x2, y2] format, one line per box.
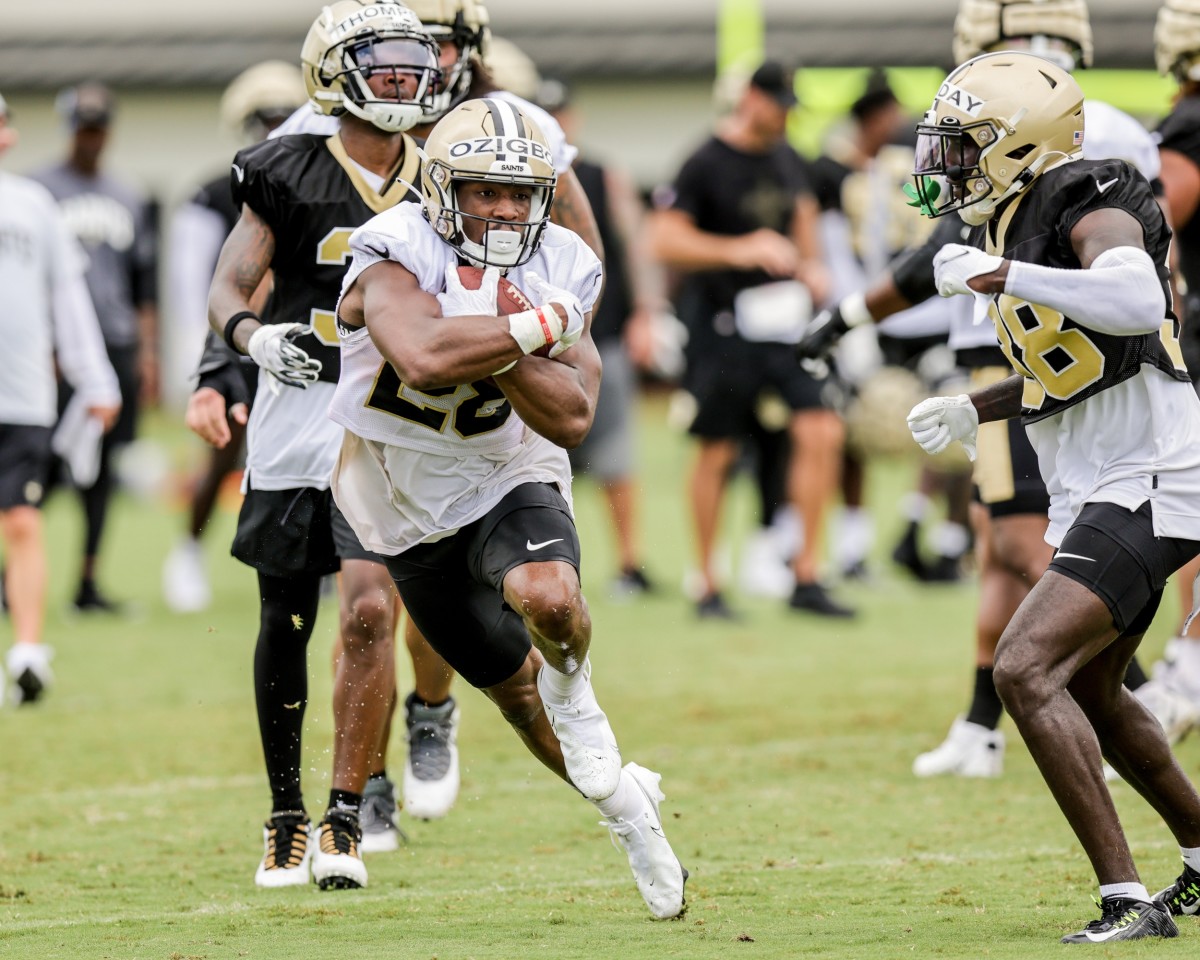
[460, 230, 524, 270]
[957, 149, 1077, 225]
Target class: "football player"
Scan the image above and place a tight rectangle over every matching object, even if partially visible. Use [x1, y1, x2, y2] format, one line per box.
[329, 98, 687, 920]
[907, 50, 1200, 943]
[195, 1, 440, 889]
[796, 0, 1191, 779]
[0, 92, 121, 705]
[1141, 0, 1200, 733]
[271, 1, 605, 831]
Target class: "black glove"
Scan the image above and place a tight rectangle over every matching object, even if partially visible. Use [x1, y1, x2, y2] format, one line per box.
[197, 360, 252, 411]
[795, 305, 850, 363]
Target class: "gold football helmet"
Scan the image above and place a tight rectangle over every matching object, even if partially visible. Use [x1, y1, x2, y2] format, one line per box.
[406, 1, 490, 122]
[219, 61, 306, 140]
[301, 1, 441, 133]
[953, 0, 1093, 71]
[1156, 0, 1200, 81]
[421, 98, 556, 268]
[911, 50, 1083, 225]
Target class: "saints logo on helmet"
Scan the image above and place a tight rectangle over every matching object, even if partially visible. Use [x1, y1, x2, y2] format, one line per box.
[952, 0, 1093, 72]
[421, 98, 556, 269]
[1156, 0, 1200, 81]
[301, 1, 441, 133]
[909, 51, 1083, 225]
[406, 0, 490, 123]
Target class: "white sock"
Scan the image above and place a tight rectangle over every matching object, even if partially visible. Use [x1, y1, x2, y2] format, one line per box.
[539, 657, 589, 703]
[1181, 846, 1200, 873]
[901, 492, 930, 524]
[1099, 882, 1151, 903]
[931, 521, 970, 558]
[593, 767, 641, 819]
[835, 507, 873, 567]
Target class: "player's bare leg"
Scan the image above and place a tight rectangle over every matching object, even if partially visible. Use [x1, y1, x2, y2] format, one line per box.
[1, 506, 52, 703]
[491, 573, 687, 920]
[993, 572, 1155, 883]
[688, 438, 739, 607]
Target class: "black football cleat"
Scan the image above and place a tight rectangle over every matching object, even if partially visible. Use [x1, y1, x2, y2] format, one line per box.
[1060, 896, 1177, 944]
[1154, 862, 1200, 916]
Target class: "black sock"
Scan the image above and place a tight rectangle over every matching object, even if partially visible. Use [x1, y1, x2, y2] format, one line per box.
[327, 789, 362, 820]
[1123, 656, 1149, 691]
[367, 770, 388, 783]
[965, 666, 1004, 730]
[255, 572, 320, 814]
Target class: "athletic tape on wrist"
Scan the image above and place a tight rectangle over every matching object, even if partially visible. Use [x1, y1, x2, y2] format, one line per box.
[223, 311, 259, 354]
[839, 291, 873, 328]
[507, 306, 561, 355]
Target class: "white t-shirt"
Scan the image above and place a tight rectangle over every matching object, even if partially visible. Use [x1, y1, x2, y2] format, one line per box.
[950, 98, 1163, 352]
[0, 171, 118, 426]
[328, 205, 601, 554]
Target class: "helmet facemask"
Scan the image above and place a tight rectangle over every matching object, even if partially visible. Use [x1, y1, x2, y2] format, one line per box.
[420, 17, 487, 123]
[910, 118, 995, 222]
[428, 164, 554, 269]
[336, 35, 442, 132]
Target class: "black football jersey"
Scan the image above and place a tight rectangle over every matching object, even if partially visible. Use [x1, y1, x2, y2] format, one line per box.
[981, 158, 1188, 423]
[1156, 95, 1200, 295]
[231, 133, 421, 382]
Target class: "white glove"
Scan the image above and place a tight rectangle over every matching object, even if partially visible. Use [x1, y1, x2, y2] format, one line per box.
[437, 263, 501, 317]
[525, 271, 585, 358]
[933, 243, 1005, 298]
[907, 394, 979, 461]
[246, 322, 322, 389]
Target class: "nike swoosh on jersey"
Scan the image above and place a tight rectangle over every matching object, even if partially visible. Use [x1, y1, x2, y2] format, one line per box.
[232, 163, 245, 183]
[1096, 177, 1119, 194]
[1054, 552, 1095, 562]
[526, 538, 564, 551]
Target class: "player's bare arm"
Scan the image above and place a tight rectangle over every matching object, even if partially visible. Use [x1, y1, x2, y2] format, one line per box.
[551, 166, 604, 264]
[1160, 148, 1200, 230]
[493, 329, 601, 449]
[648, 208, 797, 277]
[968, 373, 1024, 424]
[346, 260, 532, 389]
[207, 203, 276, 353]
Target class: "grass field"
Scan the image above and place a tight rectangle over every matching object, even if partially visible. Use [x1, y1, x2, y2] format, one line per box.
[1, 395, 1196, 959]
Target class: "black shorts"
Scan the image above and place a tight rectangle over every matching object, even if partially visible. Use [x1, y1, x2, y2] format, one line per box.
[1048, 501, 1200, 636]
[687, 340, 828, 439]
[384, 482, 580, 690]
[231, 486, 381, 578]
[0, 424, 52, 510]
[970, 368, 1049, 518]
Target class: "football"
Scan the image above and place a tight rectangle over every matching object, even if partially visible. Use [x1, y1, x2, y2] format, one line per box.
[456, 265, 552, 358]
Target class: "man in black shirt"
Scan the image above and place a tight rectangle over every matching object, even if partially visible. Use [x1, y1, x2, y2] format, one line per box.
[648, 61, 851, 619]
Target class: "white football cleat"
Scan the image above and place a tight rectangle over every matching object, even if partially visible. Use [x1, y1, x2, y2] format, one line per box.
[538, 662, 622, 801]
[254, 812, 312, 888]
[359, 777, 404, 853]
[738, 528, 794, 599]
[162, 538, 211, 613]
[912, 717, 1004, 778]
[311, 811, 367, 890]
[6, 643, 53, 705]
[403, 693, 460, 820]
[603, 763, 687, 919]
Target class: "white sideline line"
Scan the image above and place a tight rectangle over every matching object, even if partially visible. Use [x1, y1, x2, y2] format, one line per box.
[1, 839, 1182, 934]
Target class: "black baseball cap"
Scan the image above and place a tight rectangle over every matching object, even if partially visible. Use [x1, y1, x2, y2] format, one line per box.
[57, 83, 114, 129]
[749, 61, 798, 108]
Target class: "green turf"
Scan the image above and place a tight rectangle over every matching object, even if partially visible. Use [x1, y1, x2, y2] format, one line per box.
[1, 395, 1195, 959]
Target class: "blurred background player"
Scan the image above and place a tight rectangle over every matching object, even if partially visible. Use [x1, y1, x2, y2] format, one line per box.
[539, 76, 661, 598]
[0, 91, 121, 705]
[648, 60, 849, 620]
[1144, 0, 1200, 718]
[808, 69, 972, 583]
[31, 83, 159, 614]
[797, 0, 1187, 776]
[196, 2, 441, 888]
[163, 61, 307, 614]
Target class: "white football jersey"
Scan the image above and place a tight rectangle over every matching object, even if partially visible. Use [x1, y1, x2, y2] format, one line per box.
[243, 376, 344, 492]
[328, 204, 602, 554]
[950, 98, 1162, 352]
